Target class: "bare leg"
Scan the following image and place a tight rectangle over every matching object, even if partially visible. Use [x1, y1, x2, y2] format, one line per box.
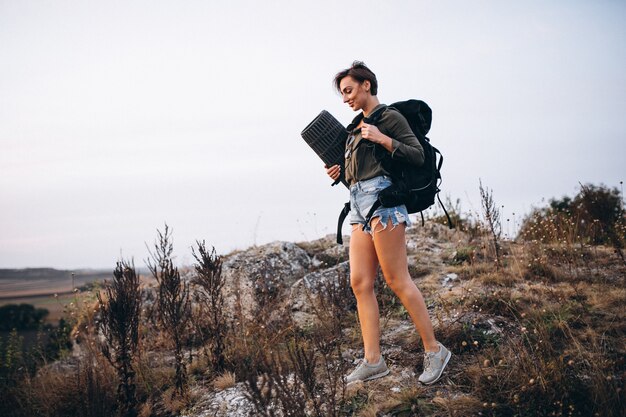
[371, 218, 439, 352]
[349, 224, 382, 363]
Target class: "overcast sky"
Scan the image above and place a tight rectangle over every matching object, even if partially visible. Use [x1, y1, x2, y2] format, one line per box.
[1, 0, 624, 269]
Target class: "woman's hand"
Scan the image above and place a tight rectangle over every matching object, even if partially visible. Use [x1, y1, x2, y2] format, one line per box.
[361, 123, 384, 143]
[362, 123, 393, 152]
[325, 164, 341, 181]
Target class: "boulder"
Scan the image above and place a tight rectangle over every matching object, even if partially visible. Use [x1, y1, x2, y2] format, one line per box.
[221, 241, 311, 320]
[289, 261, 352, 327]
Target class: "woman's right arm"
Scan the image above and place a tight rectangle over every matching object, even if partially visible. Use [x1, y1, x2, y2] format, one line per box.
[325, 164, 341, 181]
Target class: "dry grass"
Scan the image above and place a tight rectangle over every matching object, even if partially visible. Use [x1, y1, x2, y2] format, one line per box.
[213, 371, 236, 391]
[15, 339, 118, 417]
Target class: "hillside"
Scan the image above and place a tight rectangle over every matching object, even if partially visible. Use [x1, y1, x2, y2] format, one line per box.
[2, 222, 624, 417]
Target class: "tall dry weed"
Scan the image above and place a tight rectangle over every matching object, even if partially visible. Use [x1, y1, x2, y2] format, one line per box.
[191, 241, 228, 374]
[97, 260, 142, 417]
[479, 179, 502, 269]
[146, 224, 191, 398]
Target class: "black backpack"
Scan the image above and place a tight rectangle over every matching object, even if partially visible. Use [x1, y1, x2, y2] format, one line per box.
[335, 99, 453, 244]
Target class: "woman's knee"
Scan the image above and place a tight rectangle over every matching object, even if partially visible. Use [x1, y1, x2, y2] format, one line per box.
[383, 272, 412, 295]
[350, 273, 375, 296]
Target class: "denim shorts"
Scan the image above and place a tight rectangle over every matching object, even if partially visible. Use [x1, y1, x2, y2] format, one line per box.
[349, 175, 411, 234]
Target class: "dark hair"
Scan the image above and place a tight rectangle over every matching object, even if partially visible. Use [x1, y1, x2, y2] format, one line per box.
[334, 61, 378, 96]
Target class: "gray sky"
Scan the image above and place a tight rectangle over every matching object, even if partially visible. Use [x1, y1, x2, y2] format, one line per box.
[1, 0, 624, 269]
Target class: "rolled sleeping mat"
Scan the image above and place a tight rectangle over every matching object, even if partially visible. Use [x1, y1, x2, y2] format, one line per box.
[301, 110, 349, 188]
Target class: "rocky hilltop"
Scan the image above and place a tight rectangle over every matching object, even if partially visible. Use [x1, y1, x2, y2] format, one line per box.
[11, 222, 624, 417]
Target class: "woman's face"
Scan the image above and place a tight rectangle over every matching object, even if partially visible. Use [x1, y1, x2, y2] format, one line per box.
[339, 76, 370, 111]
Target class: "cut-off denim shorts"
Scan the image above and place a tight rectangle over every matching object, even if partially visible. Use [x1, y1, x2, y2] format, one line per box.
[349, 175, 411, 235]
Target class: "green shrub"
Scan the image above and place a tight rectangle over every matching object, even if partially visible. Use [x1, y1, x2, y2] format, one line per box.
[519, 183, 625, 248]
[0, 304, 49, 331]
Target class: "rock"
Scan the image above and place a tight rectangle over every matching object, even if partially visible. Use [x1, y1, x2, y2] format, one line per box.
[289, 261, 351, 327]
[296, 235, 349, 270]
[442, 273, 458, 287]
[220, 241, 311, 320]
[181, 383, 255, 417]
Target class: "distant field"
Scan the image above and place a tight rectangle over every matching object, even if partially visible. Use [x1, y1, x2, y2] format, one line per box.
[0, 268, 155, 325]
[0, 268, 113, 299]
[1, 293, 93, 325]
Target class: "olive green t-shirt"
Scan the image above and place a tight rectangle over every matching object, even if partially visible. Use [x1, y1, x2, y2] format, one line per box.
[344, 104, 425, 186]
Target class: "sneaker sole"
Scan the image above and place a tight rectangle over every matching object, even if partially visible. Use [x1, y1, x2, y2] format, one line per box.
[419, 350, 452, 385]
[347, 369, 390, 385]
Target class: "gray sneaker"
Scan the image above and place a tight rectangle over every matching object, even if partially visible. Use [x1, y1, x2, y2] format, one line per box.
[418, 342, 451, 385]
[345, 356, 390, 384]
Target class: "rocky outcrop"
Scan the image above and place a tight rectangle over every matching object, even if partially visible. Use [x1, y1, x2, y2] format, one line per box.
[220, 241, 312, 319]
[289, 261, 351, 327]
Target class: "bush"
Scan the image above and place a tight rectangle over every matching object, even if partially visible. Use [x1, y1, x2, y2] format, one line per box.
[0, 304, 49, 331]
[519, 183, 625, 249]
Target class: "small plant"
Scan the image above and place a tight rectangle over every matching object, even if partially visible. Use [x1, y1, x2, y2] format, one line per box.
[146, 224, 191, 397]
[1, 328, 24, 378]
[452, 245, 477, 265]
[313, 267, 356, 329]
[479, 179, 502, 268]
[97, 260, 142, 417]
[191, 241, 228, 373]
[244, 350, 308, 417]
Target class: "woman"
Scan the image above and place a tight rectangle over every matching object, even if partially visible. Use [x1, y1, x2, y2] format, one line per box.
[326, 61, 451, 385]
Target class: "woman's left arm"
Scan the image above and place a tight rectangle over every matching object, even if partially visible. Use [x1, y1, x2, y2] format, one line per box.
[360, 123, 395, 152]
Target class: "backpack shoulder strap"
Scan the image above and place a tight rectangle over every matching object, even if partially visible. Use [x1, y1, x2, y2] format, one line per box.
[336, 202, 351, 244]
[362, 105, 388, 126]
[437, 193, 454, 229]
[362, 200, 382, 232]
[346, 112, 365, 131]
